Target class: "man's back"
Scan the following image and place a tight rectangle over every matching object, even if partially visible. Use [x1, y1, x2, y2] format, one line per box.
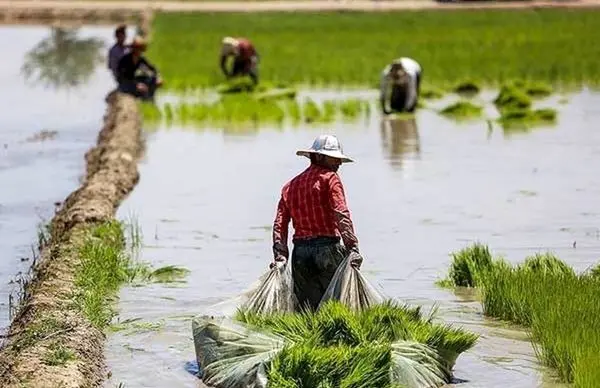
[283, 164, 339, 240]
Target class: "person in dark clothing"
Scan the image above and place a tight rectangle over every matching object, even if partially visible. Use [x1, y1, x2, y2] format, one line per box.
[107, 24, 128, 82]
[116, 36, 163, 101]
[220, 36, 260, 85]
[379, 57, 423, 115]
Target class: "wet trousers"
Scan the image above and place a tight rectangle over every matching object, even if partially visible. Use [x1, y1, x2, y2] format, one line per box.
[291, 236, 347, 312]
[231, 56, 259, 84]
[390, 71, 422, 113]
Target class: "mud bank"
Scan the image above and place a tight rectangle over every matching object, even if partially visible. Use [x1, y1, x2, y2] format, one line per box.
[0, 92, 143, 388]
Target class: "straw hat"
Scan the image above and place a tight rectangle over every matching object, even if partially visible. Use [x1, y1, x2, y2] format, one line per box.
[296, 135, 354, 163]
[130, 36, 147, 49]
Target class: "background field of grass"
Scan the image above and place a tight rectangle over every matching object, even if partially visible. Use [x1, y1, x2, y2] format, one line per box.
[148, 9, 600, 90]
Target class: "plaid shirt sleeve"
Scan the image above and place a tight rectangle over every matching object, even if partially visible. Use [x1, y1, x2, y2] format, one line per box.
[272, 184, 291, 259]
[328, 174, 359, 251]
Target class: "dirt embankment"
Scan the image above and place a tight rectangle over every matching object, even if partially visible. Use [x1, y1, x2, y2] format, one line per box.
[0, 92, 143, 388]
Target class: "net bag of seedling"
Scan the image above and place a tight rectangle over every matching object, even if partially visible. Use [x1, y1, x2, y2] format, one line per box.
[191, 315, 288, 388]
[319, 251, 386, 311]
[239, 260, 297, 315]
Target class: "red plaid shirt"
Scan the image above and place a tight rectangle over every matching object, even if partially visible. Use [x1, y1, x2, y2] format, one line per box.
[272, 164, 359, 258]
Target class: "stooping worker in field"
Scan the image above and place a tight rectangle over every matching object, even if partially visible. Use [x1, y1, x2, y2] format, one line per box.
[220, 36, 260, 85]
[379, 57, 422, 115]
[108, 24, 129, 82]
[116, 36, 163, 102]
[271, 135, 363, 312]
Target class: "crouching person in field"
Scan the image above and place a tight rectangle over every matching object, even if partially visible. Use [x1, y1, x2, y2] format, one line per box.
[270, 135, 363, 312]
[116, 36, 163, 102]
[220, 36, 260, 85]
[379, 57, 422, 115]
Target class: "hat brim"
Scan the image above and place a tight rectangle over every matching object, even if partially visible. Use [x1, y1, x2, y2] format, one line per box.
[296, 149, 354, 163]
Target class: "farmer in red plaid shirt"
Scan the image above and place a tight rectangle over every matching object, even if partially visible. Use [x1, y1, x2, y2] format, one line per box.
[271, 135, 362, 311]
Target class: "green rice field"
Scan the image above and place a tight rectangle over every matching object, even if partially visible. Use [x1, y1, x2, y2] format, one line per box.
[148, 9, 600, 90]
[440, 244, 600, 388]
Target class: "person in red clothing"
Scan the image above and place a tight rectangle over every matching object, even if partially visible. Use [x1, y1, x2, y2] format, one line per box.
[271, 135, 363, 311]
[220, 36, 260, 85]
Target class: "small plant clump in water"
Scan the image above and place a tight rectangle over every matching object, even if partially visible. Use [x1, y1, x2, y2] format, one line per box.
[494, 84, 532, 111]
[498, 108, 557, 130]
[421, 86, 445, 99]
[453, 80, 480, 96]
[442, 244, 600, 387]
[234, 300, 478, 386]
[439, 100, 484, 120]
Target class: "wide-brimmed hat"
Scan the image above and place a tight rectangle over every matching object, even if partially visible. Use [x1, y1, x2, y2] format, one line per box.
[296, 135, 354, 163]
[130, 36, 147, 49]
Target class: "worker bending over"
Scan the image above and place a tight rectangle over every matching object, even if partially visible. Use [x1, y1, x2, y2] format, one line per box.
[220, 36, 260, 85]
[379, 57, 422, 115]
[116, 36, 163, 102]
[271, 135, 363, 312]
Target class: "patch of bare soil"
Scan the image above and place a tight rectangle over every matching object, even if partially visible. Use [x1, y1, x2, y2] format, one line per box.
[0, 92, 143, 388]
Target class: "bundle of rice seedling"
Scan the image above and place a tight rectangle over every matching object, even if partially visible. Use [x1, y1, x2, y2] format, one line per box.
[226, 300, 478, 388]
[447, 243, 494, 287]
[518, 253, 575, 277]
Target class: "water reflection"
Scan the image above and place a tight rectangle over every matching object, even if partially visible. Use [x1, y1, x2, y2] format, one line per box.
[20, 28, 105, 90]
[379, 116, 421, 169]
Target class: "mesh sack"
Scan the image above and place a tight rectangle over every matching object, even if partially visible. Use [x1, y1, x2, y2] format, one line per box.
[239, 260, 297, 315]
[318, 251, 386, 311]
[191, 315, 288, 388]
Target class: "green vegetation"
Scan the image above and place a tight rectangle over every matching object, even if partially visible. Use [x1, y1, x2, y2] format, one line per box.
[440, 243, 600, 387]
[493, 82, 557, 129]
[74, 221, 148, 328]
[43, 343, 76, 366]
[140, 95, 371, 127]
[498, 107, 557, 130]
[235, 300, 478, 386]
[148, 9, 600, 90]
[452, 80, 480, 96]
[439, 100, 483, 120]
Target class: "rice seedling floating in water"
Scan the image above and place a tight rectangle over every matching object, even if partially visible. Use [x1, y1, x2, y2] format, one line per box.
[230, 300, 478, 387]
[421, 86, 445, 100]
[439, 100, 483, 120]
[452, 80, 480, 96]
[497, 107, 557, 130]
[494, 84, 532, 111]
[442, 245, 600, 387]
[439, 242, 496, 288]
[512, 80, 554, 98]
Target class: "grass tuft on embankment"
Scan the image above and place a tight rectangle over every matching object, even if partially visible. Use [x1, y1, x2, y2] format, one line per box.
[148, 9, 600, 90]
[235, 300, 478, 386]
[74, 220, 148, 328]
[440, 243, 600, 387]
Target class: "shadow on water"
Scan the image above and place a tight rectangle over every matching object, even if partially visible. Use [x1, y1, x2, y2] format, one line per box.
[0, 25, 118, 331]
[20, 28, 105, 90]
[380, 116, 421, 170]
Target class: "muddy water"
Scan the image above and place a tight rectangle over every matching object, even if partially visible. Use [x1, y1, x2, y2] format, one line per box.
[0, 25, 120, 330]
[106, 89, 600, 388]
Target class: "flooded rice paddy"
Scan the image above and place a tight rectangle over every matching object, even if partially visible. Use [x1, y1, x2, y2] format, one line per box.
[1, 23, 599, 388]
[0, 25, 117, 330]
[107, 88, 600, 387]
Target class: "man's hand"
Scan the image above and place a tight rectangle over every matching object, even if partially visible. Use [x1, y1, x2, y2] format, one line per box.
[348, 249, 363, 270]
[136, 83, 148, 93]
[269, 255, 287, 270]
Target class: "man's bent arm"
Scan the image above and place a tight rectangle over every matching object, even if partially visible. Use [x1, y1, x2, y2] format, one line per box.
[272, 194, 291, 259]
[328, 175, 359, 252]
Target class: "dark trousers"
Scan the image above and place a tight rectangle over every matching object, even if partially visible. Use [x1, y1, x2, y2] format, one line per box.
[118, 75, 158, 102]
[231, 57, 259, 85]
[292, 236, 347, 312]
[390, 70, 422, 113]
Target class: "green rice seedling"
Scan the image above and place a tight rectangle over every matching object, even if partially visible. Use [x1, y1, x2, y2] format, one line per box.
[439, 101, 483, 120]
[314, 301, 365, 347]
[498, 108, 557, 130]
[512, 80, 554, 98]
[339, 99, 365, 121]
[163, 102, 174, 123]
[149, 10, 600, 90]
[444, 244, 600, 386]
[420, 86, 445, 100]
[452, 80, 480, 96]
[589, 263, 600, 279]
[494, 84, 532, 111]
[303, 98, 322, 123]
[139, 101, 162, 122]
[322, 100, 338, 122]
[447, 242, 494, 288]
[518, 253, 575, 277]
